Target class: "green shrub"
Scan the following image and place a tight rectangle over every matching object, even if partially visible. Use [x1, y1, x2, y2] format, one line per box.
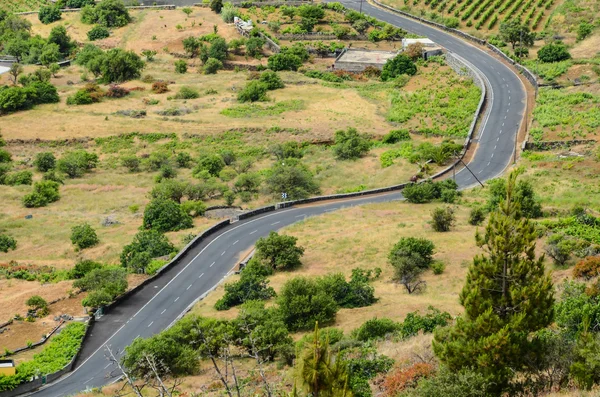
[381, 54, 417, 81]
[382, 129, 411, 144]
[267, 53, 303, 71]
[81, 0, 131, 27]
[237, 81, 269, 102]
[278, 276, 338, 331]
[67, 0, 96, 6]
[576, 22, 593, 42]
[145, 259, 167, 276]
[255, 231, 304, 271]
[174, 86, 199, 99]
[180, 200, 207, 217]
[194, 154, 225, 177]
[0, 234, 17, 253]
[71, 260, 103, 279]
[121, 154, 140, 172]
[26, 295, 49, 315]
[120, 230, 175, 270]
[4, 171, 33, 186]
[398, 306, 451, 338]
[0, 149, 11, 163]
[266, 159, 319, 200]
[259, 70, 284, 90]
[432, 261, 445, 275]
[430, 206, 455, 232]
[143, 198, 193, 233]
[538, 41, 571, 63]
[468, 206, 486, 225]
[22, 180, 60, 208]
[203, 57, 223, 74]
[87, 25, 110, 41]
[70, 223, 99, 249]
[57, 150, 98, 178]
[174, 59, 188, 74]
[352, 318, 400, 341]
[317, 268, 377, 308]
[74, 267, 128, 306]
[39, 6, 61, 24]
[333, 127, 371, 160]
[246, 36, 265, 58]
[34, 152, 56, 172]
[403, 180, 459, 204]
[214, 259, 275, 310]
[220, 3, 239, 23]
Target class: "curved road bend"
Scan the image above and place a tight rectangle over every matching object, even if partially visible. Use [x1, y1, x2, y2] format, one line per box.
[30, 4, 526, 397]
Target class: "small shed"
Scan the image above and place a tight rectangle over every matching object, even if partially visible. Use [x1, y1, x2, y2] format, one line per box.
[0, 360, 15, 376]
[401, 38, 437, 49]
[334, 49, 398, 72]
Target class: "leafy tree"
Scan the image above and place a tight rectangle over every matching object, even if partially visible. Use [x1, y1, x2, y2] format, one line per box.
[5, 36, 30, 64]
[22, 180, 60, 208]
[381, 54, 417, 81]
[70, 223, 99, 250]
[237, 81, 268, 102]
[318, 268, 378, 309]
[295, 323, 351, 395]
[143, 198, 193, 233]
[39, 43, 61, 67]
[141, 49, 156, 62]
[215, 259, 275, 310]
[203, 57, 222, 74]
[38, 6, 62, 24]
[232, 300, 293, 362]
[57, 150, 98, 178]
[150, 179, 188, 203]
[267, 53, 303, 71]
[389, 237, 435, 294]
[266, 159, 320, 200]
[246, 36, 265, 58]
[8, 63, 23, 85]
[49, 63, 60, 77]
[34, 152, 56, 172]
[300, 17, 318, 33]
[97, 48, 145, 83]
[333, 127, 371, 160]
[87, 25, 110, 41]
[48, 25, 75, 56]
[499, 19, 534, 49]
[194, 154, 225, 177]
[433, 171, 554, 392]
[83, 0, 131, 27]
[174, 59, 187, 74]
[430, 206, 456, 232]
[74, 267, 128, 307]
[576, 22, 594, 42]
[183, 36, 202, 57]
[297, 4, 325, 20]
[70, 259, 103, 279]
[281, 6, 296, 20]
[208, 37, 228, 62]
[120, 230, 175, 269]
[537, 41, 571, 63]
[278, 276, 339, 331]
[255, 231, 304, 271]
[182, 7, 193, 17]
[0, 234, 17, 253]
[210, 0, 223, 13]
[234, 172, 261, 193]
[26, 295, 49, 315]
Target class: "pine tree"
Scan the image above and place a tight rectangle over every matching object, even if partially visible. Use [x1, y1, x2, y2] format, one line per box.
[296, 323, 353, 397]
[433, 171, 554, 392]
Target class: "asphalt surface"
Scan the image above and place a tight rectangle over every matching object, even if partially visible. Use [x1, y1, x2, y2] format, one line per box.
[29, 3, 526, 396]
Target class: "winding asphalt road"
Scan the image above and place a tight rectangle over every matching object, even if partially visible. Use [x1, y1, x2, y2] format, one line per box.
[29, 2, 526, 396]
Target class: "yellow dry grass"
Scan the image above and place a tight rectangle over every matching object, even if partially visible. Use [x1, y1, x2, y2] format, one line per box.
[192, 201, 480, 334]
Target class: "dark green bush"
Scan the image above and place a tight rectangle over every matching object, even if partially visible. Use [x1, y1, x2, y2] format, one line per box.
[333, 127, 371, 160]
[381, 54, 417, 81]
[0, 234, 17, 253]
[267, 53, 303, 71]
[87, 25, 110, 41]
[430, 206, 456, 232]
[352, 317, 401, 341]
[382, 129, 411, 143]
[174, 60, 188, 74]
[174, 86, 199, 99]
[120, 230, 175, 270]
[537, 41, 571, 63]
[398, 306, 451, 338]
[4, 171, 33, 186]
[246, 36, 265, 58]
[259, 70, 284, 90]
[142, 198, 193, 233]
[39, 6, 61, 24]
[22, 180, 60, 208]
[0, 149, 11, 163]
[81, 0, 131, 27]
[71, 259, 103, 279]
[278, 276, 339, 331]
[34, 152, 56, 172]
[194, 154, 225, 177]
[266, 159, 319, 200]
[237, 81, 269, 102]
[57, 150, 98, 178]
[70, 223, 99, 249]
[318, 268, 377, 309]
[203, 57, 223, 74]
[402, 179, 459, 204]
[67, 0, 96, 7]
[468, 206, 486, 225]
[214, 259, 275, 310]
[255, 231, 305, 271]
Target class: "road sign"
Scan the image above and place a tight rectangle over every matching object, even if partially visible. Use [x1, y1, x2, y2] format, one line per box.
[281, 192, 288, 200]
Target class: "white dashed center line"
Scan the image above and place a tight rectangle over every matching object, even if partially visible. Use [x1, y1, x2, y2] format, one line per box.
[271, 221, 280, 226]
[161, 309, 166, 314]
[210, 261, 215, 267]
[174, 297, 179, 302]
[249, 230, 258, 235]
[187, 284, 192, 290]
[148, 321, 153, 328]
[233, 240, 239, 245]
[221, 251, 226, 256]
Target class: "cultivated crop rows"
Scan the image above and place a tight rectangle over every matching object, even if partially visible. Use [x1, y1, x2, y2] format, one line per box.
[0, 0, 49, 13]
[404, 0, 554, 30]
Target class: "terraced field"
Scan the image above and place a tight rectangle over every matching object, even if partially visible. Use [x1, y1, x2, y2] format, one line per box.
[0, 0, 49, 13]
[383, 0, 556, 31]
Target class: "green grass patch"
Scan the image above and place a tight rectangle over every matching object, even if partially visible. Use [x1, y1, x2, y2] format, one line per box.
[221, 100, 305, 118]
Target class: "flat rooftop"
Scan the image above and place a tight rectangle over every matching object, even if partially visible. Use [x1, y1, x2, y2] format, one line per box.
[336, 49, 398, 65]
